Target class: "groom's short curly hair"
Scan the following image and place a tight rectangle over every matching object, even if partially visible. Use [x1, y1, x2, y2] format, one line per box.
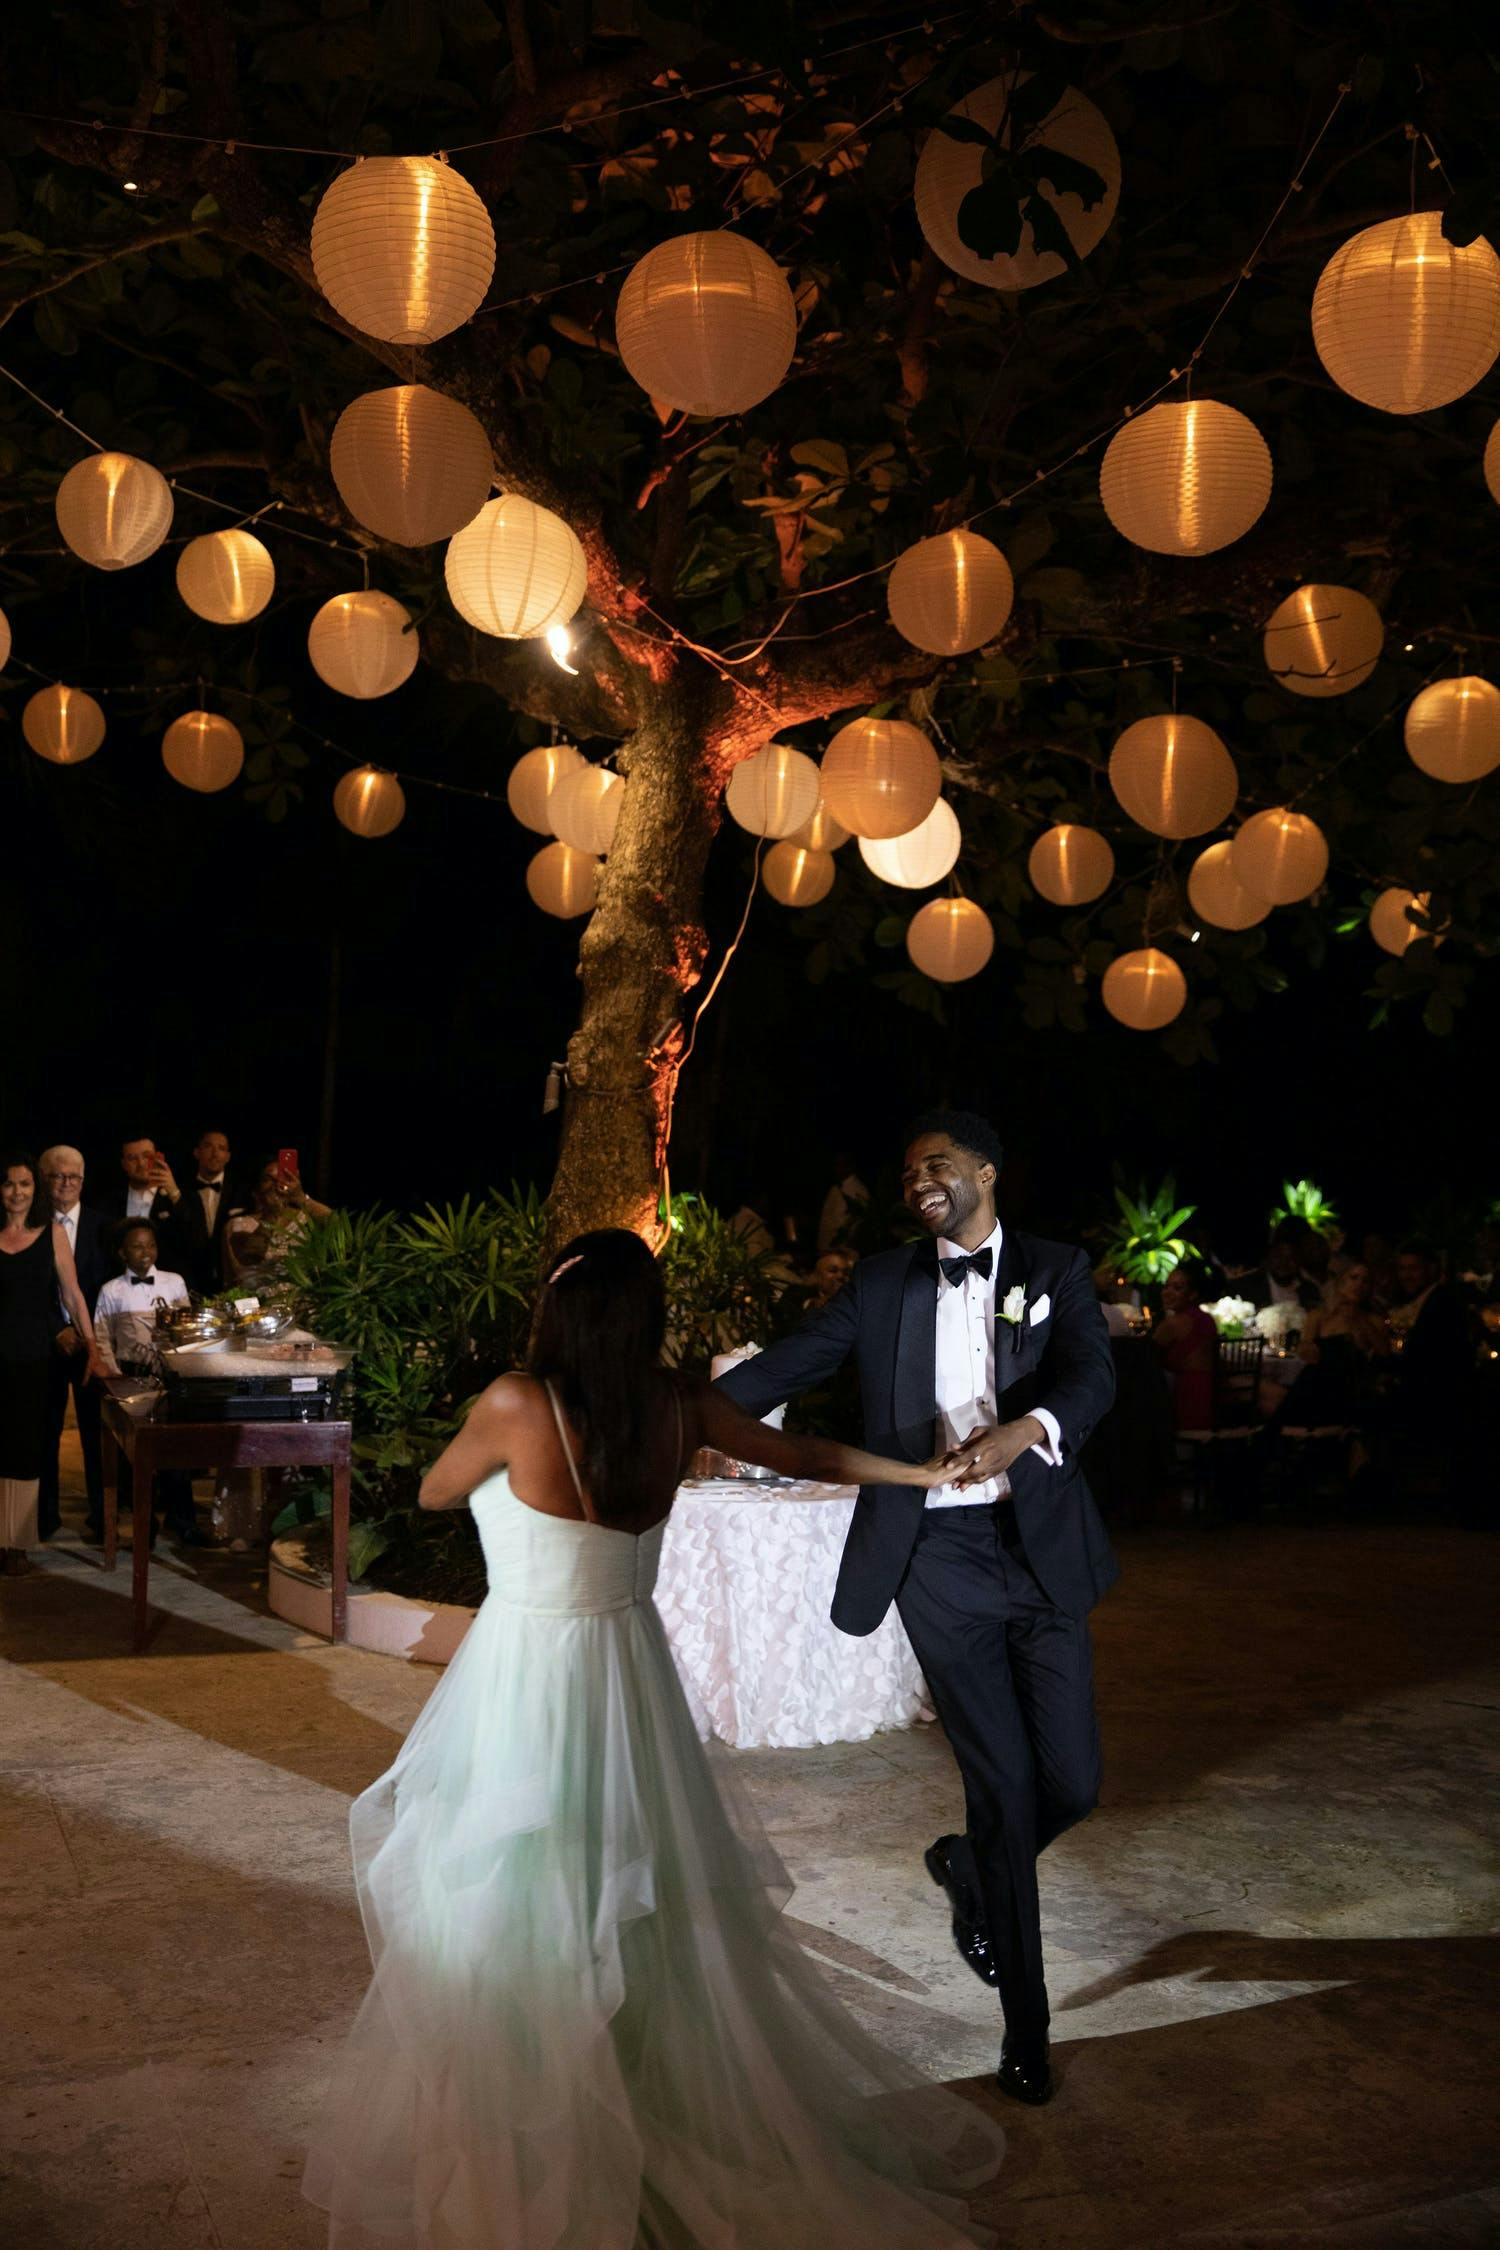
[904, 1109, 1003, 1174]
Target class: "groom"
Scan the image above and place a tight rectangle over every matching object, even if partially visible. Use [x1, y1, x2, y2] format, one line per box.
[715, 1110, 1117, 2105]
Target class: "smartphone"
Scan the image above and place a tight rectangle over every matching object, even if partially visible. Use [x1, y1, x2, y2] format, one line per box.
[276, 1147, 300, 1188]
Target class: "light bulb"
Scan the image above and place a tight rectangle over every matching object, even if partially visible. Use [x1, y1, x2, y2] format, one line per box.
[545, 623, 578, 675]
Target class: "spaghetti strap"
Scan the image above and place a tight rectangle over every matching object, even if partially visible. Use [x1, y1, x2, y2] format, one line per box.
[671, 1380, 687, 1484]
[543, 1380, 593, 1520]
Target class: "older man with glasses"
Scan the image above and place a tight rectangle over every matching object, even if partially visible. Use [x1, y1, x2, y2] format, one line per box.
[38, 1147, 112, 1541]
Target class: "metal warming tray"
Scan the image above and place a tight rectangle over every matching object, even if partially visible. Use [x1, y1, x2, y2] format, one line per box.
[158, 1338, 353, 1423]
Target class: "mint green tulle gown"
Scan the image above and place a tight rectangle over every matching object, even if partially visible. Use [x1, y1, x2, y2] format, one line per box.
[303, 1387, 1003, 2249]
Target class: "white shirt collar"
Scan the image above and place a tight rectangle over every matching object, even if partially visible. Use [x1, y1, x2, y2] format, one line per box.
[935, 1218, 1003, 1276]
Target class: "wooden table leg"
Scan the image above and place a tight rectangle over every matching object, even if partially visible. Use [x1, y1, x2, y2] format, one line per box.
[102, 1422, 119, 1574]
[330, 1450, 350, 1644]
[132, 1431, 153, 1653]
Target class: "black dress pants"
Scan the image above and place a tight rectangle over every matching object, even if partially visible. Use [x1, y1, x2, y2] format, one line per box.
[895, 1504, 1100, 2052]
[38, 1350, 104, 1538]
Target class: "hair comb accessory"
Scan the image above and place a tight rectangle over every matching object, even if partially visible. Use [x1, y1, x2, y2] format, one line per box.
[548, 1254, 584, 1284]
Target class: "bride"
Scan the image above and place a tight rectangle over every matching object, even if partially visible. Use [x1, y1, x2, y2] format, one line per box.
[303, 1228, 1004, 2248]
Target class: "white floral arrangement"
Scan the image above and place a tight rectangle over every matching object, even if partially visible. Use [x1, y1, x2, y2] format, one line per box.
[1253, 1301, 1302, 1347]
[1203, 1295, 1257, 1338]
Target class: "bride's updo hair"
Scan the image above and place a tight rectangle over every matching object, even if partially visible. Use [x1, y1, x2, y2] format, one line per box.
[530, 1227, 670, 1526]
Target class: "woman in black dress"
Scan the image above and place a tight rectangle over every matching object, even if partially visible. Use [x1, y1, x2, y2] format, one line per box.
[1, 1152, 106, 1574]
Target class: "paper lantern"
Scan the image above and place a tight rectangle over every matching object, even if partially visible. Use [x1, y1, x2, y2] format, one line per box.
[1403, 675, 1500, 782]
[615, 231, 797, 415]
[820, 718, 941, 840]
[1028, 823, 1114, 906]
[1485, 419, 1500, 506]
[859, 798, 962, 888]
[763, 842, 836, 907]
[334, 766, 405, 839]
[176, 530, 275, 624]
[1109, 713, 1239, 839]
[906, 897, 994, 983]
[789, 800, 851, 852]
[527, 841, 598, 919]
[22, 684, 105, 765]
[330, 384, 493, 547]
[1186, 840, 1271, 931]
[307, 591, 418, 699]
[310, 156, 495, 345]
[0, 607, 10, 672]
[1102, 947, 1187, 1030]
[55, 451, 173, 570]
[1231, 808, 1329, 905]
[445, 495, 587, 640]
[1370, 886, 1441, 956]
[549, 764, 623, 855]
[915, 74, 1120, 291]
[1099, 402, 1271, 557]
[1311, 212, 1500, 415]
[1262, 583, 1383, 698]
[506, 743, 585, 834]
[887, 531, 1014, 655]
[162, 711, 244, 794]
[726, 745, 821, 839]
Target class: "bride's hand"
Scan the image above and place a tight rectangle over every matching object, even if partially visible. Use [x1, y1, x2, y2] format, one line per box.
[916, 1453, 954, 1488]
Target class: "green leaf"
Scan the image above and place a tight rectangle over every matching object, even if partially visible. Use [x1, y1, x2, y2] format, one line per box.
[348, 1520, 392, 1579]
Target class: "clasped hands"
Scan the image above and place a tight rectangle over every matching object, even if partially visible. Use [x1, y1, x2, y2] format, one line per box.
[917, 1417, 1043, 1493]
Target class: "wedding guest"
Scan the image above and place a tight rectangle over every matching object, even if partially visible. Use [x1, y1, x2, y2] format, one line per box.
[1264, 1261, 1390, 1432]
[727, 1190, 775, 1259]
[37, 1145, 112, 1541]
[1153, 1261, 1218, 1431]
[1092, 1265, 1136, 1337]
[1358, 1233, 1397, 1313]
[1389, 1239, 1473, 1422]
[806, 1247, 856, 1311]
[176, 1127, 239, 1294]
[1, 1154, 107, 1575]
[94, 1222, 204, 1548]
[115, 1134, 184, 1274]
[224, 1158, 331, 1286]
[816, 1150, 870, 1254]
[1238, 1222, 1322, 1313]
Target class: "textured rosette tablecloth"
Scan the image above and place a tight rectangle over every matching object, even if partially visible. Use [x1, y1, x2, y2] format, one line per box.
[656, 1479, 932, 1749]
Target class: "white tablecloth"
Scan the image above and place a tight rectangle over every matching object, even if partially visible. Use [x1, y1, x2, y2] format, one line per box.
[656, 1479, 931, 1750]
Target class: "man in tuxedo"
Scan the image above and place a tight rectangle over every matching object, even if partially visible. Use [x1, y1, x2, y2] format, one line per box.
[175, 1128, 238, 1295]
[37, 1146, 113, 1540]
[1239, 1221, 1323, 1313]
[114, 1134, 185, 1275]
[717, 1110, 1116, 2106]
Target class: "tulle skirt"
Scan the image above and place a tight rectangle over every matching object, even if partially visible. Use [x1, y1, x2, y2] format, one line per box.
[303, 1588, 1003, 2248]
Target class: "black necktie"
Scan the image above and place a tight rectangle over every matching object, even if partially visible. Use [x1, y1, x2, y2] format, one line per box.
[940, 1247, 993, 1287]
[129, 1274, 157, 1288]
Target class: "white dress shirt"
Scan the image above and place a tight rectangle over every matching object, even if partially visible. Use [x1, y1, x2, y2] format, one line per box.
[1266, 1272, 1302, 1306]
[125, 1185, 157, 1219]
[54, 1203, 80, 1254]
[197, 1174, 225, 1233]
[927, 1221, 1064, 1509]
[94, 1268, 188, 1370]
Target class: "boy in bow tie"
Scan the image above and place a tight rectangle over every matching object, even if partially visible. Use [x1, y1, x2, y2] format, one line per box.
[94, 1223, 204, 1548]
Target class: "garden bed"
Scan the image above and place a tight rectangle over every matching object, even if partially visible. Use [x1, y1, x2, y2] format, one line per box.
[270, 1523, 476, 1665]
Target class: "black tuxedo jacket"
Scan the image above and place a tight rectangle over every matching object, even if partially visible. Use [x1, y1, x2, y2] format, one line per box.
[716, 1229, 1119, 1633]
[52, 1203, 114, 1329]
[175, 1175, 242, 1293]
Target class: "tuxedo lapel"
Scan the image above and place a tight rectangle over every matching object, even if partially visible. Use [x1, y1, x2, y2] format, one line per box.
[892, 1234, 941, 1458]
[995, 1228, 1036, 1391]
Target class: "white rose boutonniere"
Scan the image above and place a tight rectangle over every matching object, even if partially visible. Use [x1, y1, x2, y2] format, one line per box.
[999, 1284, 1027, 1326]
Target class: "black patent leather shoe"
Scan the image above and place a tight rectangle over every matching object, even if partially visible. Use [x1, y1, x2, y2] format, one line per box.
[924, 1835, 999, 1989]
[996, 2034, 1053, 2106]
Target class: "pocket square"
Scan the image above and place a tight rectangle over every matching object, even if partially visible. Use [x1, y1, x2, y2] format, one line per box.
[1029, 1293, 1051, 1325]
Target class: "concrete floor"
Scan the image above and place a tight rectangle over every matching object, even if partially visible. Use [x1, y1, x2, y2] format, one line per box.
[1, 1454, 1497, 2248]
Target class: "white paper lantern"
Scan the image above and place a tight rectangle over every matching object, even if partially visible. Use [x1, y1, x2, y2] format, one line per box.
[1262, 583, 1383, 698]
[726, 744, 821, 839]
[55, 451, 173, 570]
[1102, 947, 1187, 1030]
[330, 384, 493, 546]
[915, 74, 1120, 291]
[445, 495, 587, 640]
[1099, 402, 1271, 557]
[176, 530, 275, 624]
[1311, 211, 1500, 415]
[1485, 418, 1500, 506]
[887, 531, 1014, 655]
[859, 798, 962, 888]
[334, 766, 405, 838]
[162, 711, 244, 794]
[615, 231, 797, 416]
[820, 718, 941, 840]
[763, 841, 836, 907]
[308, 591, 418, 699]
[506, 743, 585, 834]
[310, 156, 495, 345]
[906, 897, 994, 983]
[1186, 839, 1271, 931]
[1404, 675, 1500, 782]
[549, 764, 623, 855]
[22, 684, 105, 765]
[788, 800, 851, 852]
[0, 607, 10, 672]
[1231, 808, 1329, 905]
[527, 841, 598, 919]
[1370, 885, 1441, 956]
[1109, 713, 1239, 839]
[1028, 823, 1114, 906]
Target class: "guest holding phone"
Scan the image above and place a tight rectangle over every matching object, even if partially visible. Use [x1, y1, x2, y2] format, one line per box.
[114, 1134, 184, 1278]
[224, 1154, 331, 1288]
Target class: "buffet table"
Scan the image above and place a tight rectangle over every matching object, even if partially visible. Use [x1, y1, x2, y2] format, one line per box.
[655, 1478, 930, 1749]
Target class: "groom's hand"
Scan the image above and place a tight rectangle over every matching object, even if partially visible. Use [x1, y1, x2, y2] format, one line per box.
[943, 1417, 1045, 1487]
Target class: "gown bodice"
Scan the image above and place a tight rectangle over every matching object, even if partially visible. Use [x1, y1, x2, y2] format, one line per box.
[469, 1472, 667, 1616]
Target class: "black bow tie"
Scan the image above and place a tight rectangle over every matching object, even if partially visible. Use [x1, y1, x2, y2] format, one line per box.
[940, 1247, 993, 1287]
[198, 1179, 222, 1189]
[129, 1274, 157, 1288]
